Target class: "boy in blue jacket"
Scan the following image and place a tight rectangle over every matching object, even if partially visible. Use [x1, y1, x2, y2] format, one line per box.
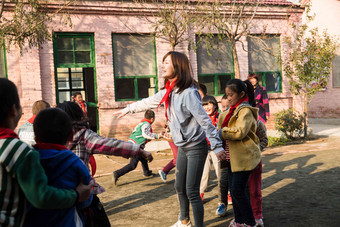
[24, 108, 93, 227]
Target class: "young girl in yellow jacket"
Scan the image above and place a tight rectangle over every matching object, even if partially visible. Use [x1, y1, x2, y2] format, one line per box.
[216, 79, 261, 227]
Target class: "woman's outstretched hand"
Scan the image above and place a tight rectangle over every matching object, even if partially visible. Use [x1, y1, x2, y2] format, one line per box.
[112, 109, 127, 119]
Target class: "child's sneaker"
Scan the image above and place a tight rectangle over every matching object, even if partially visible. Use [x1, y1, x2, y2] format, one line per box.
[215, 202, 227, 217]
[158, 170, 167, 182]
[255, 218, 264, 227]
[112, 171, 119, 185]
[170, 220, 192, 227]
[228, 194, 233, 205]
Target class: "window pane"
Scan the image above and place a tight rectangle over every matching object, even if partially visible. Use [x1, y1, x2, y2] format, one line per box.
[115, 78, 135, 99]
[58, 91, 71, 103]
[74, 38, 90, 51]
[75, 51, 91, 64]
[0, 45, 6, 78]
[71, 68, 84, 89]
[217, 75, 233, 94]
[57, 68, 70, 89]
[264, 72, 281, 92]
[58, 51, 74, 64]
[198, 76, 215, 95]
[57, 37, 73, 50]
[332, 49, 340, 87]
[248, 36, 281, 72]
[197, 35, 234, 74]
[113, 35, 156, 77]
[137, 78, 152, 98]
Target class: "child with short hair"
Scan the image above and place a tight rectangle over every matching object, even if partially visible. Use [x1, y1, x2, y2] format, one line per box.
[217, 79, 261, 227]
[24, 108, 93, 227]
[113, 109, 161, 183]
[0, 78, 91, 226]
[18, 100, 50, 146]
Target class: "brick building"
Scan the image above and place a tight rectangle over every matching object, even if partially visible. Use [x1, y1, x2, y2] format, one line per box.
[302, 0, 340, 119]
[0, 0, 307, 140]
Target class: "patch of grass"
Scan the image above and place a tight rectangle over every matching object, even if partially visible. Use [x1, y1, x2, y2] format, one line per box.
[268, 136, 292, 147]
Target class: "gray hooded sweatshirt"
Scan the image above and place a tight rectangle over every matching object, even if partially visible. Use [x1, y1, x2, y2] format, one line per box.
[122, 86, 224, 155]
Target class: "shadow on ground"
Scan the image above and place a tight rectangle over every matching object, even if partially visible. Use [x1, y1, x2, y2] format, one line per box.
[95, 137, 340, 226]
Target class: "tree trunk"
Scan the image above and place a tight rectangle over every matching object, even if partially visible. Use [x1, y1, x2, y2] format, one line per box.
[303, 92, 308, 139]
[232, 41, 240, 78]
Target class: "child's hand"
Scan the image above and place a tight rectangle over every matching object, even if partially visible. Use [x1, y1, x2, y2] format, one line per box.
[216, 150, 228, 161]
[76, 181, 93, 202]
[141, 150, 153, 162]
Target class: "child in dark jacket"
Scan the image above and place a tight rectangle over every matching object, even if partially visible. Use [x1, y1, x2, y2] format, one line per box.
[24, 108, 93, 227]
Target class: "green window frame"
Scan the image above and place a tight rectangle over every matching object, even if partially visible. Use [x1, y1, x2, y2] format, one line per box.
[112, 34, 158, 101]
[196, 34, 235, 96]
[53, 33, 96, 103]
[0, 42, 8, 78]
[248, 35, 282, 93]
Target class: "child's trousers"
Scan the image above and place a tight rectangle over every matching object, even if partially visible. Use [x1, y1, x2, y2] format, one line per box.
[162, 142, 178, 174]
[248, 161, 263, 219]
[200, 150, 220, 194]
[115, 156, 150, 177]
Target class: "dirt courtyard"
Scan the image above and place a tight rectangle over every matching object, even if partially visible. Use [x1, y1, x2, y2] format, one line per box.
[94, 137, 340, 227]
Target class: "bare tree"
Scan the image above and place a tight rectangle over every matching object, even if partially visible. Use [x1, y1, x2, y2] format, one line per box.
[132, 0, 206, 51]
[0, 0, 74, 52]
[195, 0, 263, 78]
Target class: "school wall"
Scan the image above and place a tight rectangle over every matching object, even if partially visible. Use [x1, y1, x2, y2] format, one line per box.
[6, 1, 305, 139]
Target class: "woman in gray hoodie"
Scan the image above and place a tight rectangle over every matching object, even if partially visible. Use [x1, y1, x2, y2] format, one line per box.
[114, 51, 225, 227]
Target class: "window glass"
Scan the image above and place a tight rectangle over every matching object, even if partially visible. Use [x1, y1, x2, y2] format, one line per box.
[115, 78, 135, 100]
[196, 35, 234, 95]
[56, 36, 92, 66]
[248, 36, 281, 72]
[197, 36, 233, 75]
[113, 35, 156, 77]
[264, 72, 281, 92]
[112, 34, 157, 100]
[248, 35, 282, 93]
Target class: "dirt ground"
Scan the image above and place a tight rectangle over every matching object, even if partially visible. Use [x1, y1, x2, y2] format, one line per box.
[94, 136, 340, 227]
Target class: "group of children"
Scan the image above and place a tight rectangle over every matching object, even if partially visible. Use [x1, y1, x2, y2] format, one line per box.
[0, 78, 154, 226]
[1, 50, 269, 227]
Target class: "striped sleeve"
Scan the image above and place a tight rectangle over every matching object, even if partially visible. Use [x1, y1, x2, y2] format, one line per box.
[83, 129, 141, 158]
[0, 138, 32, 177]
[141, 123, 158, 140]
[262, 88, 270, 118]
